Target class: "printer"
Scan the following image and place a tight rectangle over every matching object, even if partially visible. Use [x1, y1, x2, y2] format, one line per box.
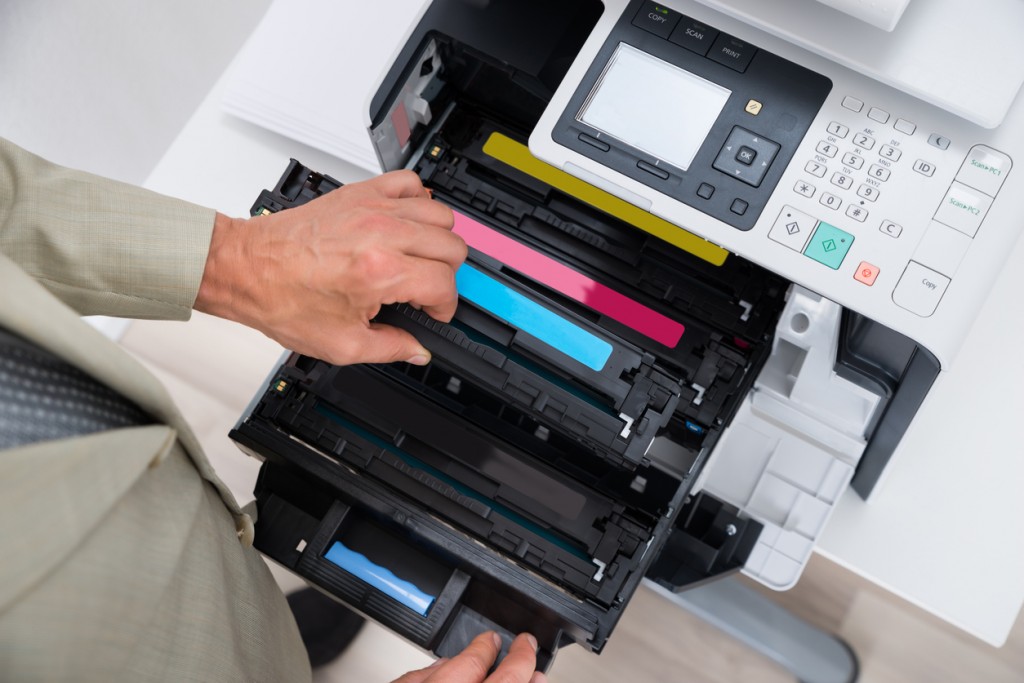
[229, 0, 1023, 667]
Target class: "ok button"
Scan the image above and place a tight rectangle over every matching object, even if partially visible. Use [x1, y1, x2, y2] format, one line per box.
[736, 146, 757, 165]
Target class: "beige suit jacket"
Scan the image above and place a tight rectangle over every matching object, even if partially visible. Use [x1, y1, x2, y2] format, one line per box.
[0, 138, 311, 681]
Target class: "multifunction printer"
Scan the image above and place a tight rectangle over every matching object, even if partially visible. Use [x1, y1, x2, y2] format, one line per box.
[230, 0, 1021, 667]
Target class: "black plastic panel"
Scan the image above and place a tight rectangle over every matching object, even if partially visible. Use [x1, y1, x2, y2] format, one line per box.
[550, 0, 832, 230]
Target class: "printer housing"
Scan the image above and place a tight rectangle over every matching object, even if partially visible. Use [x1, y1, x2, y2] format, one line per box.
[230, 0, 939, 666]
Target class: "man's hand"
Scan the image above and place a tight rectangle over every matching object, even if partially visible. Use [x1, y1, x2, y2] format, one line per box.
[195, 170, 464, 366]
[392, 632, 547, 683]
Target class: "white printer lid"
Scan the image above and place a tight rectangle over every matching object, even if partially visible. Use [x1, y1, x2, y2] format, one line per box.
[695, 0, 1024, 128]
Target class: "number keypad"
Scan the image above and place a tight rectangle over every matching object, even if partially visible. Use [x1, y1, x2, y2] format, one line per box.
[797, 97, 940, 216]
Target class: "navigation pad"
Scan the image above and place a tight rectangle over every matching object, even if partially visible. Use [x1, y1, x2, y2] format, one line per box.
[713, 127, 781, 187]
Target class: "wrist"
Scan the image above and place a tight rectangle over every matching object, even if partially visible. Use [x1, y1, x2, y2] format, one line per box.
[194, 212, 252, 322]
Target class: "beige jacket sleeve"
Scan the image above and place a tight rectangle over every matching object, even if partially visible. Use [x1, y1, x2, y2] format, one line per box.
[0, 137, 216, 320]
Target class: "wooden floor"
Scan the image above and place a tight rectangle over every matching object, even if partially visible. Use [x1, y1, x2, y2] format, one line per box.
[120, 313, 1024, 683]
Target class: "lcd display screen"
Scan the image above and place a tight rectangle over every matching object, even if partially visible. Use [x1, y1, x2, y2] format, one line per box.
[578, 43, 732, 171]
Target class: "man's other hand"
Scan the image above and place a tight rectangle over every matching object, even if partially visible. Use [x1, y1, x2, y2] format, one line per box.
[195, 170, 464, 365]
[391, 632, 547, 683]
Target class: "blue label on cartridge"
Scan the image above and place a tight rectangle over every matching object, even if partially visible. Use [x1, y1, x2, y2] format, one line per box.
[456, 265, 613, 372]
[324, 542, 436, 616]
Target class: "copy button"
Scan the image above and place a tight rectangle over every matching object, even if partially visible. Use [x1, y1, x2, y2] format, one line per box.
[893, 261, 950, 317]
[632, 2, 680, 38]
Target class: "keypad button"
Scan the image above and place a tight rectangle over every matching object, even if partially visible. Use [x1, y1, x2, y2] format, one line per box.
[852, 133, 876, 150]
[805, 160, 827, 178]
[893, 262, 950, 317]
[846, 204, 868, 222]
[894, 119, 917, 135]
[933, 181, 993, 238]
[955, 145, 1012, 197]
[868, 164, 891, 181]
[913, 159, 937, 177]
[857, 184, 880, 202]
[794, 180, 816, 198]
[816, 141, 838, 158]
[868, 107, 890, 124]
[879, 145, 902, 161]
[827, 121, 849, 138]
[820, 192, 842, 210]
[880, 220, 903, 238]
[928, 133, 951, 150]
[842, 96, 864, 112]
[697, 183, 715, 199]
[854, 262, 880, 286]
[632, 2, 680, 38]
[842, 152, 864, 170]
[668, 17, 719, 56]
[637, 159, 669, 179]
[804, 221, 854, 270]
[831, 172, 853, 190]
[770, 205, 817, 252]
[579, 133, 610, 152]
[731, 198, 749, 215]
[708, 33, 756, 72]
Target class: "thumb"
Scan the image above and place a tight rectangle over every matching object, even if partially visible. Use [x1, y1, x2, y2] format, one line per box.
[351, 323, 432, 366]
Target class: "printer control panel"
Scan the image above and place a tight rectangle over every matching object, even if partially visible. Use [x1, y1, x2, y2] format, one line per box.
[772, 94, 1012, 319]
[533, 0, 1018, 363]
[549, 1, 832, 231]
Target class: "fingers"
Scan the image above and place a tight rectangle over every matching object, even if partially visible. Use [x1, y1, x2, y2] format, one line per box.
[421, 631, 501, 683]
[390, 658, 449, 683]
[363, 216, 464, 272]
[484, 633, 538, 683]
[387, 256, 460, 323]
[367, 169, 432, 199]
[388, 634, 542, 683]
[349, 323, 431, 365]
[392, 221, 467, 272]
[387, 197, 455, 230]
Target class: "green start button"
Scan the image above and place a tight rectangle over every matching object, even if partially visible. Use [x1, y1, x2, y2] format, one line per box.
[804, 221, 854, 270]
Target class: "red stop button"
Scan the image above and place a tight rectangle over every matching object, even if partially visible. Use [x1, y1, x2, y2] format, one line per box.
[854, 261, 880, 286]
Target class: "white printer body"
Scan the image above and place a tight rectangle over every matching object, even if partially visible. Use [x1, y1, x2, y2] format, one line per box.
[526, 0, 1024, 587]
[234, 0, 1022, 665]
[532, 0, 1023, 370]
[361, 0, 1023, 590]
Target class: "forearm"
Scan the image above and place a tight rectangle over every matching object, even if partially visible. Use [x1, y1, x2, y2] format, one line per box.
[0, 137, 216, 320]
[194, 212, 249, 324]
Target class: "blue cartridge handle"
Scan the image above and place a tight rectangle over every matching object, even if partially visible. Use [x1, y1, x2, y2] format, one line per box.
[324, 541, 436, 616]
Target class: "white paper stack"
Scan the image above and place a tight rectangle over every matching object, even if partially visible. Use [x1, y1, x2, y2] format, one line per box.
[222, 0, 429, 173]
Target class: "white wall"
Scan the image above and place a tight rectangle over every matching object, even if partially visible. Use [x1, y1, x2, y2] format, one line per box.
[0, 0, 273, 185]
